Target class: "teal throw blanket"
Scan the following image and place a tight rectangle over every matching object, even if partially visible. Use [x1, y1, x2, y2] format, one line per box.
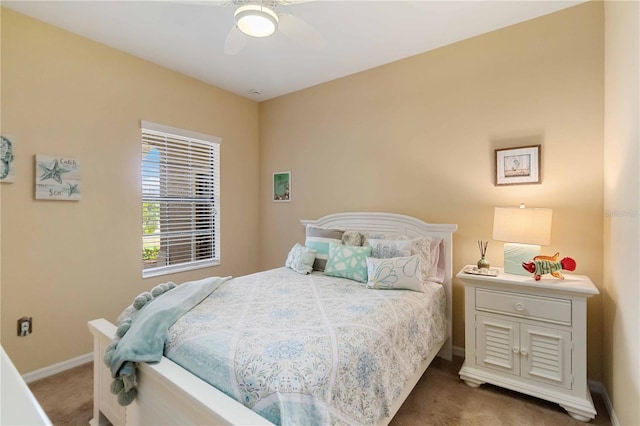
[107, 276, 230, 405]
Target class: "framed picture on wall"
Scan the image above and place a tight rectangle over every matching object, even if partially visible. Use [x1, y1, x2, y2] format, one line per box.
[35, 155, 81, 200]
[273, 171, 291, 202]
[495, 145, 541, 186]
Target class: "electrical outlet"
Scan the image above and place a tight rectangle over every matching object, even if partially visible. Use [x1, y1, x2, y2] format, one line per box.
[17, 317, 32, 337]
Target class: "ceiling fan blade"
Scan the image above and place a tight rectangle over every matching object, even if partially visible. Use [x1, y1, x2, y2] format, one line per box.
[168, 1, 232, 6]
[278, 13, 325, 50]
[224, 26, 248, 55]
[277, 0, 317, 5]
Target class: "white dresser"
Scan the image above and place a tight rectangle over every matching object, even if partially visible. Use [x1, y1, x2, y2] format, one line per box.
[457, 267, 599, 421]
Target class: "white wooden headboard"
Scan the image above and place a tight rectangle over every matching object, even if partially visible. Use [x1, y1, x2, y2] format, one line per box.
[301, 211, 457, 360]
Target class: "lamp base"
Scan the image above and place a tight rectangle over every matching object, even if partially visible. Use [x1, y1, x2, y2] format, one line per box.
[504, 243, 540, 275]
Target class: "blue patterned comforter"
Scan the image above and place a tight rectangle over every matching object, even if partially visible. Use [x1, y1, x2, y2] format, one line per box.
[165, 267, 446, 425]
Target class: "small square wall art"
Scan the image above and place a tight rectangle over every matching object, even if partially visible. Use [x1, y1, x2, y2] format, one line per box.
[273, 171, 291, 202]
[35, 155, 81, 200]
[495, 145, 541, 186]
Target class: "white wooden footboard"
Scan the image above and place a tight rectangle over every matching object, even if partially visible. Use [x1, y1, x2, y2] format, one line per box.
[89, 318, 444, 426]
[88, 319, 272, 426]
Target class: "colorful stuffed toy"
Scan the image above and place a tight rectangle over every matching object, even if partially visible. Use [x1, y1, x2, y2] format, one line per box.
[522, 252, 576, 281]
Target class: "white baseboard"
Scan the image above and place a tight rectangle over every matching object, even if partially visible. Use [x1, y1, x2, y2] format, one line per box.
[588, 380, 620, 426]
[22, 352, 93, 384]
[452, 346, 619, 425]
[452, 345, 465, 358]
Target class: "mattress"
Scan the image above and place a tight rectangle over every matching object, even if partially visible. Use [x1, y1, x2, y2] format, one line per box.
[165, 267, 446, 425]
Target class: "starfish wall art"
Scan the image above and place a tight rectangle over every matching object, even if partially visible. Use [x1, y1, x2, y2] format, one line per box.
[35, 155, 81, 200]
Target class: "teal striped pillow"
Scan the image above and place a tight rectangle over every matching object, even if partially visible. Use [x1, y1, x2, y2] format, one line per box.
[305, 226, 344, 271]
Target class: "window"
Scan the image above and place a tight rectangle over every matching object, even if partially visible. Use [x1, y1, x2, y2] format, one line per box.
[141, 121, 220, 277]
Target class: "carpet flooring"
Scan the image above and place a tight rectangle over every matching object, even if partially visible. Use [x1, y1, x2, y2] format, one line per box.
[28, 356, 611, 425]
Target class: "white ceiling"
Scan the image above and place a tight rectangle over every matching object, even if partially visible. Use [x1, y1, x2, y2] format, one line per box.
[2, 0, 585, 102]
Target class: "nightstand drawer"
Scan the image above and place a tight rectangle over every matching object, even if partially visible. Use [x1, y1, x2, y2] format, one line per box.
[476, 288, 571, 325]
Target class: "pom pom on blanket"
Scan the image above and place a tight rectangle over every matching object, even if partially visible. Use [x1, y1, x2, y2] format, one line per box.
[116, 320, 131, 338]
[151, 282, 175, 298]
[110, 377, 124, 395]
[133, 292, 153, 310]
[151, 286, 164, 297]
[117, 387, 137, 406]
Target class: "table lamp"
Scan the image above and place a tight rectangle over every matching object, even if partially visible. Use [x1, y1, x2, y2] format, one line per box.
[493, 204, 552, 275]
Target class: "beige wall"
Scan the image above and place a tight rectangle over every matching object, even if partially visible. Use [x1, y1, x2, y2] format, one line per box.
[0, 8, 261, 373]
[603, 1, 640, 424]
[0, 2, 611, 387]
[259, 2, 605, 380]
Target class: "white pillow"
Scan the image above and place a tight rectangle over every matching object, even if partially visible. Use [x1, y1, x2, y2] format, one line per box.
[285, 243, 316, 275]
[411, 237, 432, 283]
[357, 231, 445, 283]
[420, 237, 445, 283]
[368, 239, 412, 259]
[361, 232, 410, 247]
[366, 255, 423, 292]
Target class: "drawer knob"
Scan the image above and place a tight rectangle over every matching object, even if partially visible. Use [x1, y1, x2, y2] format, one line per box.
[512, 347, 519, 354]
[521, 348, 529, 356]
[515, 302, 525, 312]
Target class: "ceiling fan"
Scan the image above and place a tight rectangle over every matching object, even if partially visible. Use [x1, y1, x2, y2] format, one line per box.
[211, 0, 324, 55]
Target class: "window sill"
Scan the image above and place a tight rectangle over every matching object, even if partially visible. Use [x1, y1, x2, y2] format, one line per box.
[142, 259, 220, 279]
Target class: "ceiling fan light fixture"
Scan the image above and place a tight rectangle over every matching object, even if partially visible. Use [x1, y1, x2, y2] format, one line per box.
[235, 5, 278, 38]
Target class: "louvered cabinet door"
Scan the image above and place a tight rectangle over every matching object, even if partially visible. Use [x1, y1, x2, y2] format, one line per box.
[520, 324, 572, 389]
[476, 315, 520, 376]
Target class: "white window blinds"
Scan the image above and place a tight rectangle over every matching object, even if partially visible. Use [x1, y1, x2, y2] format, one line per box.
[141, 121, 220, 277]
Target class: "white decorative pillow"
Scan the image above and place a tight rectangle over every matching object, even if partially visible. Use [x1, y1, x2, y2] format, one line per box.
[366, 255, 423, 292]
[411, 237, 432, 282]
[356, 231, 445, 283]
[368, 239, 413, 259]
[361, 232, 410, 247]
[411, 237, 445, 283]
[285, 243, 316, 275]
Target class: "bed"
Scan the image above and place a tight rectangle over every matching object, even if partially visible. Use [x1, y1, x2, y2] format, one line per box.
[89, 212, 457, 426]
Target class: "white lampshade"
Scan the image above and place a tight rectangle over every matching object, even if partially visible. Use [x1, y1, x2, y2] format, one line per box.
[493, 206, 552, 245]
[493, 205, 552, 275]
[235, 5, 279, 38]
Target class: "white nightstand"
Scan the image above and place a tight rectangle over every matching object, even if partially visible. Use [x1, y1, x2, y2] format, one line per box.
[457, 266, 599, 421]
